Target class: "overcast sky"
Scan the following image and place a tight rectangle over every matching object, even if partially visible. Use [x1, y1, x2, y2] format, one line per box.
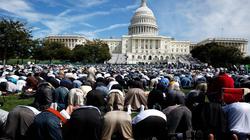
[0, 0, 250, 53]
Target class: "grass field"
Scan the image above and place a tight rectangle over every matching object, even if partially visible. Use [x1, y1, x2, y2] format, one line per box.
[5, 59, 66, 65]
[0, 95, 34, 111]
[0, 89, 191, 112]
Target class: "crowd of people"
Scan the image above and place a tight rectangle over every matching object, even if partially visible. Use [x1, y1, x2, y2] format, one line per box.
[0, 63, 250, 140]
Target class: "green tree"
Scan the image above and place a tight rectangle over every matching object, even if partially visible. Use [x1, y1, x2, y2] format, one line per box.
[96, 40, 111, 63]
[30, 39, 43, 64]
[71, 40, 111, 64]
[191, 43, 243, 67]
[71, 44, 88, 63]
[241, 56, 250, 65]
[42, 40, 70, 64]
[85, 40, 111, 63]
[0, 18, 32, 65]
[55, 45, 71, 60]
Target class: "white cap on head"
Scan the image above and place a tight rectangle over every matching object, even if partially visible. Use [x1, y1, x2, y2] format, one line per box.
[96, 73, 103, 79]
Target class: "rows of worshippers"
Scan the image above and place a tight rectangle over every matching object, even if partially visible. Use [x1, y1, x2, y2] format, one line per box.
[1, 65, 250, 140]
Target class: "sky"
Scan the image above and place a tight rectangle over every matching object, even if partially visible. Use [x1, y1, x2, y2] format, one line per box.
[0, 0, 250, 53]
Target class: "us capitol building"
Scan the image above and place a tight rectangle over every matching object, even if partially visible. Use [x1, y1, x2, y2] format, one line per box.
[46, 0, 248, 64]
[102, 0, 190, 64]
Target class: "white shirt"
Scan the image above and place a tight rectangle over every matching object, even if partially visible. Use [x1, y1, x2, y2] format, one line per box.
[0, 78, 7, 83]
[223, 102, 250, 134]
[132, 109, 166, 124]
[107, 81, 119, 90]
[0, 109, 8, 126]
[18, 105, 41, 115]
[16, 80, 26, 91]
[7, 82, 17, 93]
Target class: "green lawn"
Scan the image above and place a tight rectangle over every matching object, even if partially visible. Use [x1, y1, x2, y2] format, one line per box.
[5, 59, 66, 65]
[0, 95, 34, 111]
[0, 89, 191, 112]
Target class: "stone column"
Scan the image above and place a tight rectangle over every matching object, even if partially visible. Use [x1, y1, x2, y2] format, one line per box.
[132, 39, 134, 53]
[152, 40, 155, 53]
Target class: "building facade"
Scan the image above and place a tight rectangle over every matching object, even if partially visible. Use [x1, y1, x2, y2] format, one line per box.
[44, 0, 248, 64]
[45, 35, 87, 50]
[102, 0, 190, 64]
[194, 38, 248, 55]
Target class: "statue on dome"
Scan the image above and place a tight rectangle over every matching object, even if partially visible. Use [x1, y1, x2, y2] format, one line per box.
[141, 0, 147, 7]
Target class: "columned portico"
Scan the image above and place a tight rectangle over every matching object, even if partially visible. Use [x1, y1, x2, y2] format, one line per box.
[104, 0, 191, 64]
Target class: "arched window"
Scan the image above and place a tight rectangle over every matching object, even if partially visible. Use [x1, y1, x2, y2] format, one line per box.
[148, 56, 152, 60]
[166, 56, 170, 60]
[154, 56, 159, 60]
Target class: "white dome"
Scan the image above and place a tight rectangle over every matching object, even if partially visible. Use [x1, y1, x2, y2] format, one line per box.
[135, 6, 154, 17]
[128, 0, 158, 36]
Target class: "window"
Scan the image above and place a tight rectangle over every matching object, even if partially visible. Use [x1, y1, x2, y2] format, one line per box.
[148, 56, 152, 60]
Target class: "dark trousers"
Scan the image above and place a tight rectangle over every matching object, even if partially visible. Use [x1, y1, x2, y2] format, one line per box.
[63, 108, 102, 140]
[133, 116, 166, 140]
[167, 106, 192, 134]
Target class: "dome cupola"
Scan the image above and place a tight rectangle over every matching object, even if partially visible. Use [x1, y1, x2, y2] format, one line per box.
[128, 0, 158, 36]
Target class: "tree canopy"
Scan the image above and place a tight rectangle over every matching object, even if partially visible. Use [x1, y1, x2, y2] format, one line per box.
[40, 40, 71, 63]
[191, 43, 243, 67]
[0, 17, 111, 64]
[0, 18, 32, 65]
[71, 40, 111, 64]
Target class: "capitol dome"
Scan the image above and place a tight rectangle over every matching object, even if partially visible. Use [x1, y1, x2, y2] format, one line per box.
[128, 0, 158, 36]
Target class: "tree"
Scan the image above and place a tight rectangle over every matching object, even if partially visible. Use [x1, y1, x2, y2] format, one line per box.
[84, 40, 111, 63]
[71, 44, 88, 63]
[71, 40, 111, 64]
[96, 40, 111, 63]
[30, 39, 43, 64]
[55, 45, 71, 60]
[41, 40, 70, 64]
[191, 43, 243, 67]
[0, 18, 32, 65]
[241, 56, 250, 65]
